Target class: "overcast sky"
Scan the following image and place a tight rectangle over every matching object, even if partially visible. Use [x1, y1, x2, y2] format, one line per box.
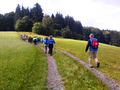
[0, 0, 120, 31]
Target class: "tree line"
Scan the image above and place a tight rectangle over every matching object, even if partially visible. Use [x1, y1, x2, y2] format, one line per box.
[0, 3, 120, 47]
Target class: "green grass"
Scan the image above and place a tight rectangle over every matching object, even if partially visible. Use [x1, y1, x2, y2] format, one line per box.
[53, 49, 110, 90]
[23, 32, 111, 89]
[0, 32, 47, 90]
[53, 38, 120, 84]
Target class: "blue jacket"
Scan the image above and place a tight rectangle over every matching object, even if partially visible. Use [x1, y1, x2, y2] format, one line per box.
[48, 39, 55, 44]
[85, 38, 98, 52]
[44, 38, 48, 44]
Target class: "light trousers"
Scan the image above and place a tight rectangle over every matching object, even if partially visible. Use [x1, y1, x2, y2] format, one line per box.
[89, 51, 99, 66]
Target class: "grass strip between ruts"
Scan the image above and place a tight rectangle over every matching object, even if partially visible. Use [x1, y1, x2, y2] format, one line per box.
[52, 48, 110, 90]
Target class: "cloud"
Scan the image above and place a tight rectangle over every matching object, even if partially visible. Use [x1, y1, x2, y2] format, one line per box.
[0, 0, 120, 31]
[91, 0, 120, 7]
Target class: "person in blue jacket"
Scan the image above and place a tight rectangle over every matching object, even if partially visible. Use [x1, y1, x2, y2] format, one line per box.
[85, 34, 100, 68]
[43, 37, 49, 54]
[48, 35, 55, 56]
[33, 37, 38, 45]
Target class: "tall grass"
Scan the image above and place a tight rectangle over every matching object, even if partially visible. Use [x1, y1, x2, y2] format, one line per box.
[0, 32, 47, 90]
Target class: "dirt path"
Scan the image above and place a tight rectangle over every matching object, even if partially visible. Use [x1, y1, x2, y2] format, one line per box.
[37, 44, 120, 90]
[37, 45, 64, 90]
[57, 48, 120, 90]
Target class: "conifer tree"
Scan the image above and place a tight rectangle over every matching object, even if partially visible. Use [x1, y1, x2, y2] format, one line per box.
[14, 4, 21, 25]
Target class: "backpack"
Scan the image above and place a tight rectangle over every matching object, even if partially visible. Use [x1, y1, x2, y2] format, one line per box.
[44, 38, 48, 44]
[91, 38, 99, 49]
[48, 39, 54, 44]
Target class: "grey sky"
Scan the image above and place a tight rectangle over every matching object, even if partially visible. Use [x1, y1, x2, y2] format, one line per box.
[0, 0, 120, 31]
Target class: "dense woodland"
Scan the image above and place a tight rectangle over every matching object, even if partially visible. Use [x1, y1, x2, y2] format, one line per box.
[0, 3, 120, 47]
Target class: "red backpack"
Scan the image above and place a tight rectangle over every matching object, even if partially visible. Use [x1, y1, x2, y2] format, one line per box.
[91, 38, 99, 49]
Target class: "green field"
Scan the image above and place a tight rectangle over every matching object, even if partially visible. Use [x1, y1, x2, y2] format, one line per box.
[1, 31, 119, 90]
[53, 37, 120, 83]
[23, 32, 120, 85]
[22, 32, 114, 90]
[0, 32, 47, 90]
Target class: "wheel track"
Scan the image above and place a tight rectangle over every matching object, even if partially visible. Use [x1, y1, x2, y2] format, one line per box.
[57, 48, 120, 90]
[37, 45, 64, 90]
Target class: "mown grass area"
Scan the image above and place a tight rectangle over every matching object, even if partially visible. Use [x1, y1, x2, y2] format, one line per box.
[23, 32, 111, 89]
[0, 32, 47, 90]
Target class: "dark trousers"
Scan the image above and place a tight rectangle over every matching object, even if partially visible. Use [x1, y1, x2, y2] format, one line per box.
[49, 44, 53, 55]
[34, 40, 37, 45]
[45, 46, 47, 53]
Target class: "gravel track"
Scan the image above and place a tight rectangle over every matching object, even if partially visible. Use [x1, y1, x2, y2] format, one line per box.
[58, 48, 120, 90]
[37, 46, 64, 90]
[37, 45, 120, 90]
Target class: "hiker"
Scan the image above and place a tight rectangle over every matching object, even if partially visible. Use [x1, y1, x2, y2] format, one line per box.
[43, 37, 49, 53]
[41, 38, 43, 43]
[28, 37, 33, 43]
[48, 35, 55, 56]
[85, 34, 100, 68]
[38, 37, 41, 44]
[33, 37, 38, 45]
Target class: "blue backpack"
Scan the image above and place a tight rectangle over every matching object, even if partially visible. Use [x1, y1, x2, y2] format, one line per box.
[48, 39, 54, 44]
[44, 38, 48, 44]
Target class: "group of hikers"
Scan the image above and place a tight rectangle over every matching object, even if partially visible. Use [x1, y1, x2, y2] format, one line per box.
[20, 34, 55, 56]
[20, 34, 44, 44]
[20, 33, 100, 68]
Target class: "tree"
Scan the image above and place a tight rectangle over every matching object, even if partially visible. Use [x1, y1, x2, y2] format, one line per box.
[52, 23, 61, 30]
[110, 31, 119, 46]
[42, 15, 54, 35]
[15, 16, 32, 31]
[4, 12, 15, 30]
[82, 27, 91, 40]
[64, 15, 75, 32]
[30, 3, 43, 23]
[61, 26, 72, 38]
[51, 14, 54, 20]
[74, 32, 83, 40]
[21, 6, 30, 18]
[0, 14, 6, 30]
[54, 12, 64, 29]
[32, 22, 44, 34]
[15, 19, 21, 31]
[74, 21, 83, 34]
[54, 29, 61, 37]
[101, 30, 111, 44]
[14, 4, 21, 25]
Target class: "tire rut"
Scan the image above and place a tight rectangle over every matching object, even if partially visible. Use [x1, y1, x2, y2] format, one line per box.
[57, 48, 120, 90]
[37, 45, 64, 90]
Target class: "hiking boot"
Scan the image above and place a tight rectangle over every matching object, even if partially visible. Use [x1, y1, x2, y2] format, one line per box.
[97, 62, 100, 68]
[90, 66, 93, 68]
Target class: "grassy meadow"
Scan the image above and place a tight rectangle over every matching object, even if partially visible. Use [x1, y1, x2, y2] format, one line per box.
[23, 32, 120, 85]
[0, 32, 47, 90]
[54, 37, 120, 84]
[22, 32, 113, 90]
